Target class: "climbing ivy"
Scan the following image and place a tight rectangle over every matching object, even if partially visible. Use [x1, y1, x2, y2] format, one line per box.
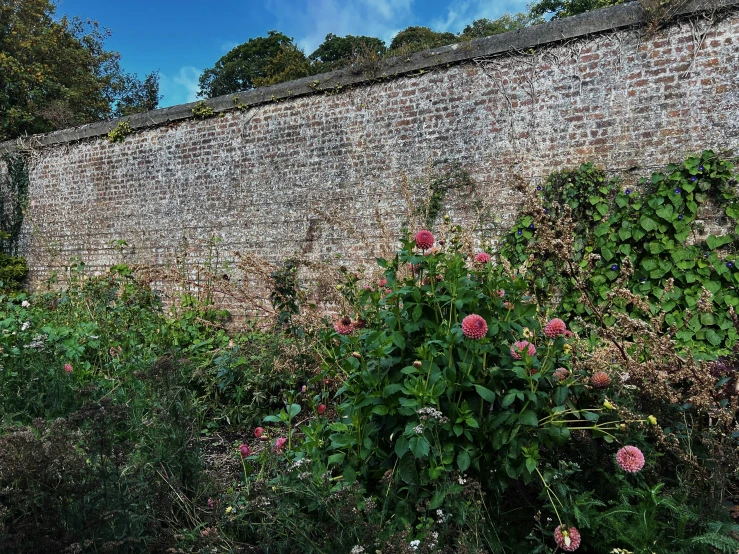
[416, 160, 476, 227]
[0, 154, 29, 291]
[502, 150, 739, 356]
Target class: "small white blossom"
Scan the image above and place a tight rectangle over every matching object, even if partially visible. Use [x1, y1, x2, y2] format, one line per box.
[21, 321, 30, 331]
[350, 546, 365, 554]
[409, 540, 420, 551]
[21, 300, 30, 308]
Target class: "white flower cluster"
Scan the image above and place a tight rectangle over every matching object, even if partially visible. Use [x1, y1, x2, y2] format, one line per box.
[417, 407, 450, 424]
[350, 546, 365, 554]
[24, 334, 47, 350]
[413, 424, 424, 435]
[409, 539, 420, 551]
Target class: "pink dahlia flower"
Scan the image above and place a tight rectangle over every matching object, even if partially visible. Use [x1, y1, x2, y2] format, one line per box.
[317, 403, 326, 415]
[239, 443, 252, 458]
[333, 316, 354, 335]
[553, 525, 581, 552]
[511, 341, 536, 359]
[274, 437, 288, 454]
[616, 445, 645, 473]
[378, 278, 387, 287]
[497, 289, 505, 297]
[553, 367, 569, 381]
[254, 427, 266, 439]
[543, 318, 567, 338]
[462, 314, 488, 339]
[64, 363, 73, 374]
[474, 252, 491, 264]
[414, 230, 435, 250]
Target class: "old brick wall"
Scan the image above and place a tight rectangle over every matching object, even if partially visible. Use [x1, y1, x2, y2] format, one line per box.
[1, 3, 738, 312]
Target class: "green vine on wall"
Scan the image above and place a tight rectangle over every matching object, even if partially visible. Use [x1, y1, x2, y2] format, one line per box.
[416, 160, 476, 227]
[502, 150, 739, 356]
[0, 154, 30, 291]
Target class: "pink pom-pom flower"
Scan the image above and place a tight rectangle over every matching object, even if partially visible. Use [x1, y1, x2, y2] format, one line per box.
[274, 437, 287, 453]
[254, 427, 266, 440]
[543, 318, 567, 338]
[511, 341, 536, 360]
[553, 525, 581, 551]
[461, 314, 488, 339]
[64, 363, 73, 374]
[553, 367, 569, 381]
[616, 445, 645, 473]
[474, 252, 491, 264]
[414, 230, 435, 250]
[239, 444, 252, 458]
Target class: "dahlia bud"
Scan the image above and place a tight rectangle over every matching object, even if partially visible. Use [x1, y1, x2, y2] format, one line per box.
[413, 360, 423, 368]
[317, 404, 326, 415]
[351, 351, 361, 358]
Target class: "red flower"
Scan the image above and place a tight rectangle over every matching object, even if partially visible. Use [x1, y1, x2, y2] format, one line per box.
[317, 403, 326, 415]
[553, 525, 581, 551]
[474, 252, 491, 264]
[333, 316, 354, 335]
[616, 445, 645, 473]
[239, 443, 252, 458]
[543, 318, 567, 338]
[274, 437, 287, 453]
[461, 314, 488, 339]
[414, 230, 435, 250]
[64, 363, 73, 374]
[511, 341, 536, 359]
[254, 427, 265, 439]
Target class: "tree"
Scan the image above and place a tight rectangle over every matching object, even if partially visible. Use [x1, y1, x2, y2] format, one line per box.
[460, 12, 543, 39]
[388, 26, 456, 55]
[114, 71, 162, 117]
[309, 34, 386, 73]
[0, 0, 159, 141]
[529, 0, 627, 19]
[198, 31, 308, 97]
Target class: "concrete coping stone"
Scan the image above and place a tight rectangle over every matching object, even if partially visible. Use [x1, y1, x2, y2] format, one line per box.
[0, 0, 736, 155]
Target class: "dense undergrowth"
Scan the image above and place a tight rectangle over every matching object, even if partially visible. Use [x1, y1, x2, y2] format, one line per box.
[0, 151, 738, 553]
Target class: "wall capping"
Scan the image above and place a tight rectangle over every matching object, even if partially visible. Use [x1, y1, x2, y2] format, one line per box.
[0, 0, 736, 155]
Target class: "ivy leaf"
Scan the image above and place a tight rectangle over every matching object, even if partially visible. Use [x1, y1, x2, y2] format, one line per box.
[706, 234, 734, 250]
[640, 217, 658, 232]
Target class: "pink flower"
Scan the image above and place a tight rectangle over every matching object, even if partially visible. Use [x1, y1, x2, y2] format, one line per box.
[543, 318, 567, 338]
[109, 346, 122, 357]
[239, 443, 252, 458]
[503, 301, 514, 310]
[254, 427, 266, 440]
[511, 341, 536, 360]
[497, 289, 505, 297]
[474, 252, 491, 264]
[461, 314, 488, 339]
[64, 363, 73, 374]
[553, 525, 581, 551]
[563, 330, 573, 338]
[333, 316, 354, 335]
[317, 403, 326, 415]
[301, 385, 307, 392]
[378, 278, 387, 287]
[553, 367, 569, 381]
[616, 445, 645, 473]
[274, 437, 287, 453]
[414, 230, 435, 250]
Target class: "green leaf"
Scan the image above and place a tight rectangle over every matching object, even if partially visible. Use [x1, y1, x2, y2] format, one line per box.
[428, 490, 445, 509]
[706, 234, 734, 250]
[474, 384, 496, 402]
[372, 405, 389, 416]
[519, 410, 538, 426]
[457, 450, 471, 471]
[410, 436, 430, 458]
[525, 457, 537, 473]
[287, 403, 302, 419]
[553, 386, 568, 405]
[601, 245, 614, 261]
[395, 435, 410, 457]
[327, 453, 346, 465]
[640, 217, 658, 231]
[398, 454, 418, 484]
[263, 415, 282, 423]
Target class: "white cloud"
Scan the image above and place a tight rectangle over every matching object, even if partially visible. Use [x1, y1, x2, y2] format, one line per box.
[266, 0, 415, 54]
[159, 66, 202, 107]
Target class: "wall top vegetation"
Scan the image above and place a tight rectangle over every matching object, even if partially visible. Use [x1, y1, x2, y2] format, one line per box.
[0, 0, 736, 155]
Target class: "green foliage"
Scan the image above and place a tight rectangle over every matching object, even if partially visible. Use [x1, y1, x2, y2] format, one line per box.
[309, 33, 387, 73]
[529, 0, 628, 19]
[0, 0, 158, 140]
[191, 100, 214, 119]
[198, 30, 306, 97]
[388, 26, 457, 55]
[417, 160, 476, 227]
[502, 151, 739, 355]
[106, 120, 132, 142]
[460, 13, 544, 38]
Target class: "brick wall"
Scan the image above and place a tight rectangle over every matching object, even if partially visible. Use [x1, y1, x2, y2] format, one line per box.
[2, 2, 738, 313]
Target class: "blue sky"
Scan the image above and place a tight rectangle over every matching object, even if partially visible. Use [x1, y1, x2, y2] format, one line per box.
[56, 0, 529, 107]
